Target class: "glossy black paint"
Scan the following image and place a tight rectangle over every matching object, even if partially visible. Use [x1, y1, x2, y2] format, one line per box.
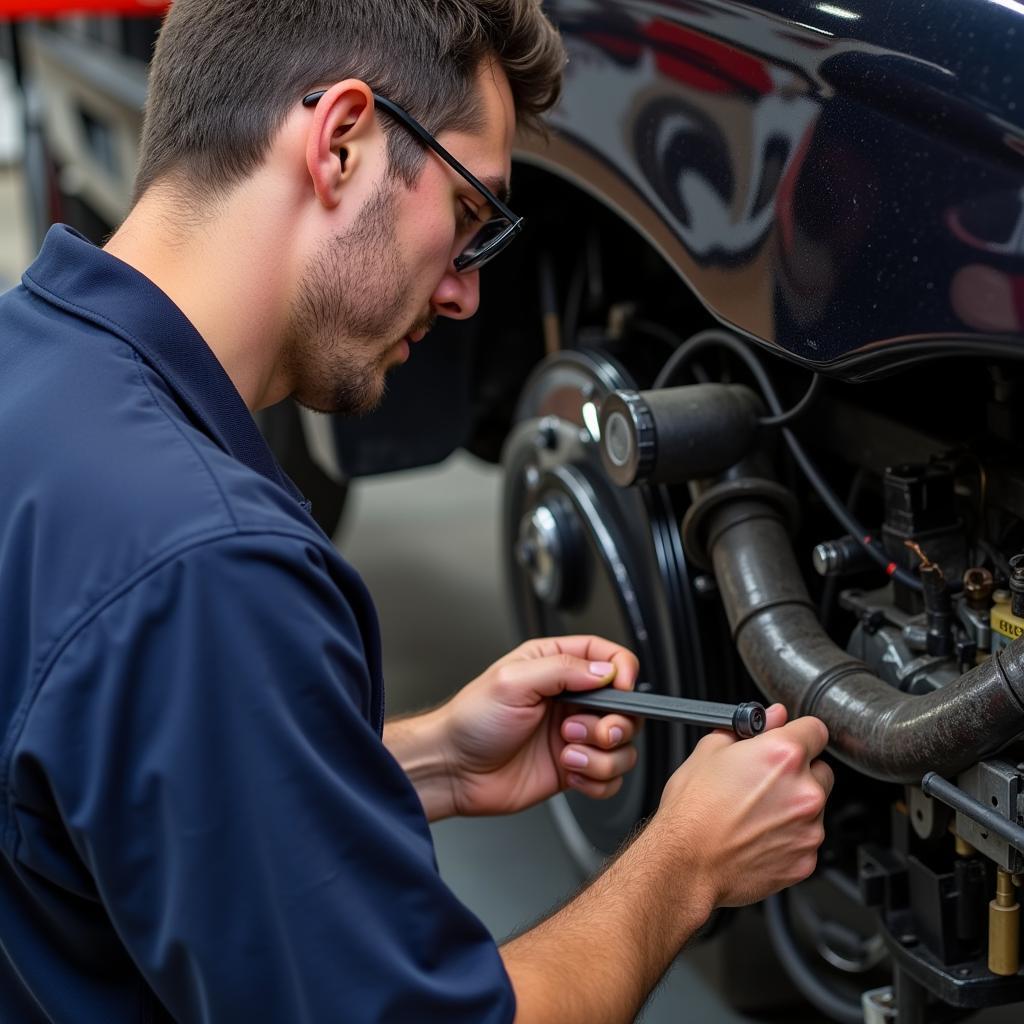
[537, 0, 1024, 377]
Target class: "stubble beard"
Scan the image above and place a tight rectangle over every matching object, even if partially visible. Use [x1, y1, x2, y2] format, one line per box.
[286, 183, 413, 416]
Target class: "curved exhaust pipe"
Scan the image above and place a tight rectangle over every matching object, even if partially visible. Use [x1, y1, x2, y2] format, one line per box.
[704, 496, 1024, 783]
[598, 380, 1024, 782]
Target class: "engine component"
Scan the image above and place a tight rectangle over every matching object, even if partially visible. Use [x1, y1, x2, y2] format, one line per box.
[598, 384, 761, 487]
[860, 818, 1024, 1011]
[965, 568, 996, 610]
[813, 535, 875, 578]
[697, 486, 1024, 782]
[841, 588, 959, 695]
[656, 328, 930, 596]
[1011, 554, 1024, 618]
[923, 767, 1024, 870]
[991, 588, 1024, 654]
[988, 869, 1021, 977]
[960, 568, 995, 655]
[906, 785, 950, 842]
[913, 551, 954, 658]
[881, 464, 966, 614]
[861, 986, 896, 1024]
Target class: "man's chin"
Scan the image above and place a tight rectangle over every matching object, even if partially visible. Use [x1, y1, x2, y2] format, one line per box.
[292, 377, 388, 418]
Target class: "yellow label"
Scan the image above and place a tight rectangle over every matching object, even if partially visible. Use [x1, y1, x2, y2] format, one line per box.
[996, 617, 1024, 639]
[991, 604, 1024, 650]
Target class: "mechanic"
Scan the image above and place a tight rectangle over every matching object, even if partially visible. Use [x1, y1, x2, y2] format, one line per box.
[0, 1, 832, 1021]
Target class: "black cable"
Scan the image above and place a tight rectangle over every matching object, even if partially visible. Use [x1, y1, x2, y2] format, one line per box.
[764, 893, 865, 1024]
[979, 538, 1012, 582]
[630, 319, 711, 382]
[759, 372, 823, 428]
[654, 329, 933, 595]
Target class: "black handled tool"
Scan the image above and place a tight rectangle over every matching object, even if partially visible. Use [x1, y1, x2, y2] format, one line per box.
[554, 688, 766, 739]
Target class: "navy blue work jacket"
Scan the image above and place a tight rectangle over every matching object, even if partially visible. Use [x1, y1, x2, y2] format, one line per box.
[0, 226, 516, 1023]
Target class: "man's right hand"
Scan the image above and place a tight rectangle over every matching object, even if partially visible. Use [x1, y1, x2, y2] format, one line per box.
[652, 703, 832, 908]
[501, 702, 832, 1024]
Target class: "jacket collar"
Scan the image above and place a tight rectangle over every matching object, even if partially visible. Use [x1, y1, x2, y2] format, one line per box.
[22, 225, 308, 509]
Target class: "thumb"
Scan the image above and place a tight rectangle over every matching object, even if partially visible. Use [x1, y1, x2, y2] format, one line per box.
[495, 654, 618, 703]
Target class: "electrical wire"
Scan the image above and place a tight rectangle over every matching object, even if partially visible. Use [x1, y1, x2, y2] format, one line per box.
[654, 329, 937, 595]
[628, 318, 711, 383]
[978, 538, 1011, 582]
[759, 372, 823, 428]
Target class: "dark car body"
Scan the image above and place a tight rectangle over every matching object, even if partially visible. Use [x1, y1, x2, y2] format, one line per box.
[527, 0, 1024, 373]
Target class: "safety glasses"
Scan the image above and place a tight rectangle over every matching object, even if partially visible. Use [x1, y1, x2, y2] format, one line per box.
[302, 90, 523, 272]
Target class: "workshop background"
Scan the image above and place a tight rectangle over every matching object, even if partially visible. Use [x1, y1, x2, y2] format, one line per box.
[2, 17, 1021, 1024]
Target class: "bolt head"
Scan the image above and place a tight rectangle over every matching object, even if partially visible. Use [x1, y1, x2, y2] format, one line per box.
[537, 417, 559, 451]
[694, 574, 717, 597]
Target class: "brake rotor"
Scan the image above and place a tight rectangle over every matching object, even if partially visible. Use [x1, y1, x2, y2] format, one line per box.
[501, 348, 705, 871]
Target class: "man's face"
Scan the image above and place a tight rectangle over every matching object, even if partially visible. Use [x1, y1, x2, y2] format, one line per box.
[286, 62, 516, 416]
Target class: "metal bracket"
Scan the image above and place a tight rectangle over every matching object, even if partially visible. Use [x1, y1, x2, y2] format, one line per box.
[950, 761, 1024, 872]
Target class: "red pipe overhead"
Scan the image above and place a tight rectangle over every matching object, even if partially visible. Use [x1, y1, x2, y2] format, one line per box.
[0, 0, 168, 18]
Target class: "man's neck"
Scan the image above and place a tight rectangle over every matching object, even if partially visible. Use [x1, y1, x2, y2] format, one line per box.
[104, 182, 293, 411]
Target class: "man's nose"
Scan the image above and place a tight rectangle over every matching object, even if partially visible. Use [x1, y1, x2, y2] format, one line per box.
[430, 267, 480, 321]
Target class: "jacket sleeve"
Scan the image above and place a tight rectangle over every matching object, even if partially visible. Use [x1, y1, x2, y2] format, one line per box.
[13, 530, 516, 1024]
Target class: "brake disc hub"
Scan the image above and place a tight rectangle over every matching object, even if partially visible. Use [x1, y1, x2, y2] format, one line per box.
[515, 492, 586, 608]
[501, 349, 708, 870]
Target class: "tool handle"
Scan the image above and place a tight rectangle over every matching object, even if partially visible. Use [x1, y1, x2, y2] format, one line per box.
[554, 688, 766, 738]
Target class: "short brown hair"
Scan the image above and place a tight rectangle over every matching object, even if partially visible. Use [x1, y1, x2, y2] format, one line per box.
[134, 0, 565, 202]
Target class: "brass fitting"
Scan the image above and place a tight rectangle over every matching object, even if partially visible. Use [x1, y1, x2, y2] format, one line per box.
[989, 869, 1021, 977]
[955, 835, 976, 858]
[963, 567, 994, 611]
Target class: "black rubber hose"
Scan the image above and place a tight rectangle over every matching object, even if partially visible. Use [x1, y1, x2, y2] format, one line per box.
[764, 893, 865, 1024]
[709, 497, 1024, 781]
[654, 329, 938, 595]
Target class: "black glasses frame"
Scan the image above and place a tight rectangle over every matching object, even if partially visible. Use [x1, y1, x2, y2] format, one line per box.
[302, 89, 523, 272]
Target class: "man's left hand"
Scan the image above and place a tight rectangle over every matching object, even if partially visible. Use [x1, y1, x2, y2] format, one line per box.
[435, 635, 640, 817]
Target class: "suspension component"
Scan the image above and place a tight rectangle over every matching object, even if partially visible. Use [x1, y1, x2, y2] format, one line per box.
[598, 384, 761, 487]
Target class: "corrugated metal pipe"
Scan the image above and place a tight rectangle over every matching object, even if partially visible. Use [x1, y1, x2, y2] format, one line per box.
[702, 495, 1024, 783]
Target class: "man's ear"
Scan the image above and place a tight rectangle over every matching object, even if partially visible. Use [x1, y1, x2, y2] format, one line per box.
[304, 80, 376, 209]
